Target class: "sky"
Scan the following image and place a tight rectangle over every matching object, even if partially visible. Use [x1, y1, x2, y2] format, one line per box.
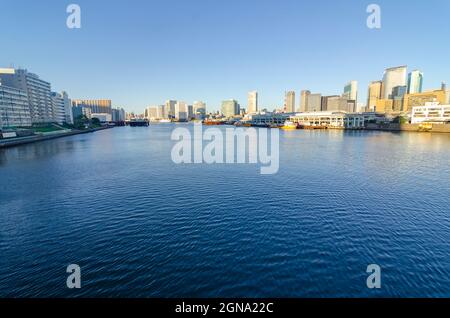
[1, 0, 450, 113]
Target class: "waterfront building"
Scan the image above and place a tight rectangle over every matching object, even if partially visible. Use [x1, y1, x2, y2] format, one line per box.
[51, 92, 67, 125]
[72, 99, 112, 114]
[300, 90, 310, 112]
[343, 80, 358, 102]
[0, 68, 53, 123]
[165, 100, 177, 119]
[221, 99, 240, 118]
[402, 89, 447, 113]
[72, 105, 92, 119]
[411, 102, 450, 124]
[51, 91, 73, 125]
[407, 70, 424, 94]
[0, 84, 32, 128]
[247, 91, 258, 114]
[91, 113, 112, 123]
[61, 92, 73, 125]
[289, 111, 365, 129]
[250, 112, 289, 126]
[145, 105, 165, 120]
[284, 91, 295, 113]
[112, 108, 126, 122]
[193, 101, 206, 119]
[367, 81, 383, 112]
[382, 66, 407, 99]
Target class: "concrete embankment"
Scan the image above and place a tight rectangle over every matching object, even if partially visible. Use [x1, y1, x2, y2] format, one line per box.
[0, 126, 111, 149]
[366, 123, 450, 133]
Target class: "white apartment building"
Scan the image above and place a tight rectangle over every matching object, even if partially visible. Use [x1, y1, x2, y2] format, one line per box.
[411, 102, 450, 124]
[0, 84, 32, 128]
[0, 68, 53, 123]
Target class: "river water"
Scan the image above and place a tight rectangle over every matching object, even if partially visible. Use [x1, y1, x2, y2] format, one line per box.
[0, 125, 449, 297]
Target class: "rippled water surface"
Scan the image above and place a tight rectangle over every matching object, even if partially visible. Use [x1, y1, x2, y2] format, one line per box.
[0, 125, 449, 297]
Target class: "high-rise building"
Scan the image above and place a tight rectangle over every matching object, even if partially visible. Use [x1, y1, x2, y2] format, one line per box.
[221, 99, 240, 118]
[322, 95, 355, 112]
[145, 105, 165, 119]
[72, 99, 112, 114]
[247, 91, 258, 113]
[0, 83, 32, 128]
[0, 68, 53, 123]
[50, 91, 73, 125]
[305, 93, 322, 112]
[367, 81, 383, 111]
[284, 91, 295, 113]
[407, 70, 424, 94]
[175, 101, 188, 121]
[72, 105, 92, 119]
[111, 108, 126, 122]
[443, 83, 450, 104]
[300, 90, 310, 112]
[187, 105, 194, 119]
[61, 92, 73, 125]
[51, 92, 67, 125]
[382, 66, 407, 99]
[165, 100, 177, 119]
[343, 80, 358, 102]
[193, 101, 206, 119]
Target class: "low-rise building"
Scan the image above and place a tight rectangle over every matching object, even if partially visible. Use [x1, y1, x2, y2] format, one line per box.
[411, 102, 450, 124]
[91, 113, 112, 123]
[403, 89, 446, 113]
[249, 112, 289, 125]
[289, 111, 365, 129]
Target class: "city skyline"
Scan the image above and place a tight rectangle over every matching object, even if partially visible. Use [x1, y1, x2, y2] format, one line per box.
[1, 0, 450, 113]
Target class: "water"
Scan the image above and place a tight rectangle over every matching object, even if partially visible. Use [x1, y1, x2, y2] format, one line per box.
[0, 125, 449, 297]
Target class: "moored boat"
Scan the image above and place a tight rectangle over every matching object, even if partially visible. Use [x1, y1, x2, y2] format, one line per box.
[281, 121, 297, 130]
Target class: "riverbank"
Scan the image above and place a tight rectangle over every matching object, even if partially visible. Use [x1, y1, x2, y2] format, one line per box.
[366, 123, 450, 133]
[0, 126, 112, 149]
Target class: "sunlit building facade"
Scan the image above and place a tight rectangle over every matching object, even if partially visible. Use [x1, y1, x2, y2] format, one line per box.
[382, 66, 407, 99]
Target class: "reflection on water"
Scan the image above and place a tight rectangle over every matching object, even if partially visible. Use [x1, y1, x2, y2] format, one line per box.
[0, 126, 449, 298]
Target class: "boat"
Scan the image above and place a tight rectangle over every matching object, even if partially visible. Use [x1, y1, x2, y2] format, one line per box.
[203, 120, 224, 125]
[159, 119, 171, 123]
[281, 121, 297, 130]
[128, 119, 150, 127]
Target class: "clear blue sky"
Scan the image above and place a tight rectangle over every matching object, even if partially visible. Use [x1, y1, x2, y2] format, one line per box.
[1, 0, 449, 113]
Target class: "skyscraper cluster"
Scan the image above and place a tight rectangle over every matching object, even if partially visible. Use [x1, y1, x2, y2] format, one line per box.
[144, 100, 206, 121]
[367, 66, 448, 113]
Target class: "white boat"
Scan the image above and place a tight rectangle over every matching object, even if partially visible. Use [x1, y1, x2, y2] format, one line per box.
[159, 119, 171, 123]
